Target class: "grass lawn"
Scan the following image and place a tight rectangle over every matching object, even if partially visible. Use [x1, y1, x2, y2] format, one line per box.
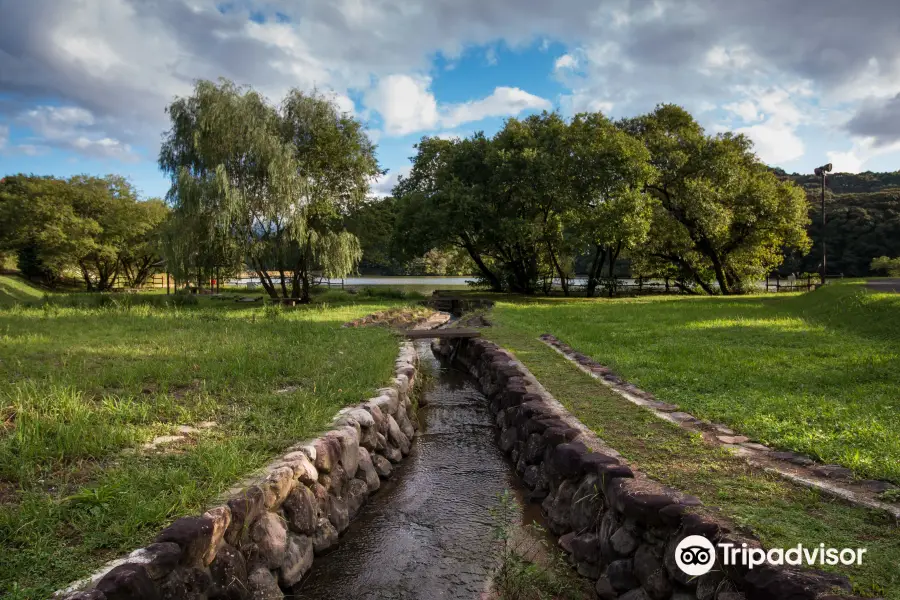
[0, 275, 46, 307]
[491, 281, 900, 484]
[0, 288, 413, 598]
[487, 325, 900, 598]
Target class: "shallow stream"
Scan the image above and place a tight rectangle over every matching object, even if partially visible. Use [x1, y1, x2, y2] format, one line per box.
[291, 342, 536, 599]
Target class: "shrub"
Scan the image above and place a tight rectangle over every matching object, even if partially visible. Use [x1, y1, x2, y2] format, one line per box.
[870, 256, 900, 277]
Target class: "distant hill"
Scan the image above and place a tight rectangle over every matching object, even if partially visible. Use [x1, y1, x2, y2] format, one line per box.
[771, 170, 900, 277]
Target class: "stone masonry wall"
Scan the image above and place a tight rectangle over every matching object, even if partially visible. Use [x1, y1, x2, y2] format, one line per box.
[59, 342, 420, 600]
[436, 337, 860, 600]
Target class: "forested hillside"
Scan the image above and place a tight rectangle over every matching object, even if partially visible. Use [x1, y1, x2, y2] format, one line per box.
[774, 170, 900, 276]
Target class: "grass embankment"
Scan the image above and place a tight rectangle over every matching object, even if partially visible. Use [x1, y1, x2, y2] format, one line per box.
[0, 291, 410, 598]
[493, 281, 900, 483]
[0, 275, 46, 307]
[487, 282, 900, 598]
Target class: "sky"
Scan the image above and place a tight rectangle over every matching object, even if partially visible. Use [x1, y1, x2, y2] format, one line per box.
[2, 0, 900, 200]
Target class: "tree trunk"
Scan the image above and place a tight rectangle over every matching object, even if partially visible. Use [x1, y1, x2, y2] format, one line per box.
[460, 238, 502, 291]
[548, 244, 569, 297]
[254, 261, 277, 298]
[278, 268, 289, 298]
[298, 235, 313, 303]
[607, 242, 622, 297]
[79, 261, 94, 291]
[586, 245, 607, 298]
[709, 255, 731, 295]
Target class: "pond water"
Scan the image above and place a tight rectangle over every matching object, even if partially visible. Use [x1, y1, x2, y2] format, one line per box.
[290, 342, 534, 599]
[227, 276, 476, 288]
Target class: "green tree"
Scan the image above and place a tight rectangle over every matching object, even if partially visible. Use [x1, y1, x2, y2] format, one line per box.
[279, 89, 379, 299]
[160, 80, 379, 301]
[566, 112, 654, 296]
[0, 175, 98, 287]
[119, 198, 170, 287]
[622, 105, 811, 294]
[345, 196, 401, 273]
[871, 256, 900, 276]
[394, 134, 506, 291]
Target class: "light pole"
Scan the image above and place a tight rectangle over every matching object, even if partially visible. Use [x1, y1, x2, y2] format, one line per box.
[813, 163, 832, 285]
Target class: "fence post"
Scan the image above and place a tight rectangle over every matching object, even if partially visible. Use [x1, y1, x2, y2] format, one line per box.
[776, 275, 780, 292]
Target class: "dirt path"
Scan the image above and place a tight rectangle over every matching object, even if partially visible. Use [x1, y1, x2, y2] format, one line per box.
[867, 278, 900, 293]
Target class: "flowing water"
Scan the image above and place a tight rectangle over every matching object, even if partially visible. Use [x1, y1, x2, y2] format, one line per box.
[291, 342, 535, 599]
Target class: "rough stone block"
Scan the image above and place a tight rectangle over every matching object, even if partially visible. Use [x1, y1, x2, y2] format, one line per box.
[372, 453, 393, 478]
[225, 486, 266, 547]
[633, 543, 671, 600]
[209, 543, 249, 600]
[281, 485, 317, 536]
[606, 558, 638, 591]
[279, 534, 313, 587]
[249, 513, 288, 569]
[312, 517, 339, 555]
[262, 467, 295, 510]
[328, 494, 350, 533]
[127, 542, 182, 580]
[356, 447, 381, 492]
[154, 516, 215, 566]
[159, 567, 211, 600]
[96, 564, 161, 600]
[247, 568, 283, 600]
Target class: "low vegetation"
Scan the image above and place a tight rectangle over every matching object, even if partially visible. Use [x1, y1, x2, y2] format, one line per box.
[0, 286, 407, 598]
[0, 275, 45, 307]
[489, 490, 587, 600]
[487, 311, 900, 598]
[492, 280, 899, 483]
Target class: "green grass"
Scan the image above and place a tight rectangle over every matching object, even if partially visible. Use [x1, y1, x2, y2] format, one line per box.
[490, 281, 900, 484]
[0, 275, 46, 307]
[487, 325, 900, 599]
[0, 294, 407, 598]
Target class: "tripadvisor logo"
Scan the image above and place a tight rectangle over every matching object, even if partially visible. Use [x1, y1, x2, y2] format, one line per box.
[675, 536, 867, 576]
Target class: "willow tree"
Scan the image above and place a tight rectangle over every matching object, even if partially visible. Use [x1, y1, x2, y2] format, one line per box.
[159, 79, 378, 301]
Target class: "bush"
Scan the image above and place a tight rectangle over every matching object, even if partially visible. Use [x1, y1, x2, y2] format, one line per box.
[870, 256, 900, 277]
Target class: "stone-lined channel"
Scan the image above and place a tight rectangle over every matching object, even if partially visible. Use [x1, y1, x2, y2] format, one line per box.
[290, 341, 535, 599]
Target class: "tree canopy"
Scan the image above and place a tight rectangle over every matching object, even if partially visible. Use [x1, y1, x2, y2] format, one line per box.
[159, 79, 379, 301]
[0, 174, 168, 289]
[392, 105, 810, 295]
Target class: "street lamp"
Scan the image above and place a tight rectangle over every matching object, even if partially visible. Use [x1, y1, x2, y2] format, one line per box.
[813, 163, 832, 285]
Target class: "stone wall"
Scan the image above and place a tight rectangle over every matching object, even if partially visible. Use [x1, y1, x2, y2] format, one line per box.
[436, 337, 861, 600]
[59, 342, 420, 600]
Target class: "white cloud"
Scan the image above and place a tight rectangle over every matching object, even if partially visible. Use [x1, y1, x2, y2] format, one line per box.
[485, 47, 498, 66]
[554, 54, 577, 70]
[4, 0, 900, 174]
[704, 46, 752, 70]
[736, 122, 805, 164]
[443, 87, 551, 128]
[365, 74, 440, 135]
[371, 165, 412, 197]
[0, 124, 8, 150]
[366, 75, 550, 136]
[826, 138, 900, 173]
[723, 100, 760, 122]
[16, 105, 137, 160]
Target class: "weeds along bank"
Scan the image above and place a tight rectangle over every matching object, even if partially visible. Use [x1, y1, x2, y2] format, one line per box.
[0, 296, 412, 598]
[437, 336, 881, 600]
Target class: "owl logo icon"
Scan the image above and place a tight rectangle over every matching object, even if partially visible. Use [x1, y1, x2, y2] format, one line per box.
[675, 535, 716, 576]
